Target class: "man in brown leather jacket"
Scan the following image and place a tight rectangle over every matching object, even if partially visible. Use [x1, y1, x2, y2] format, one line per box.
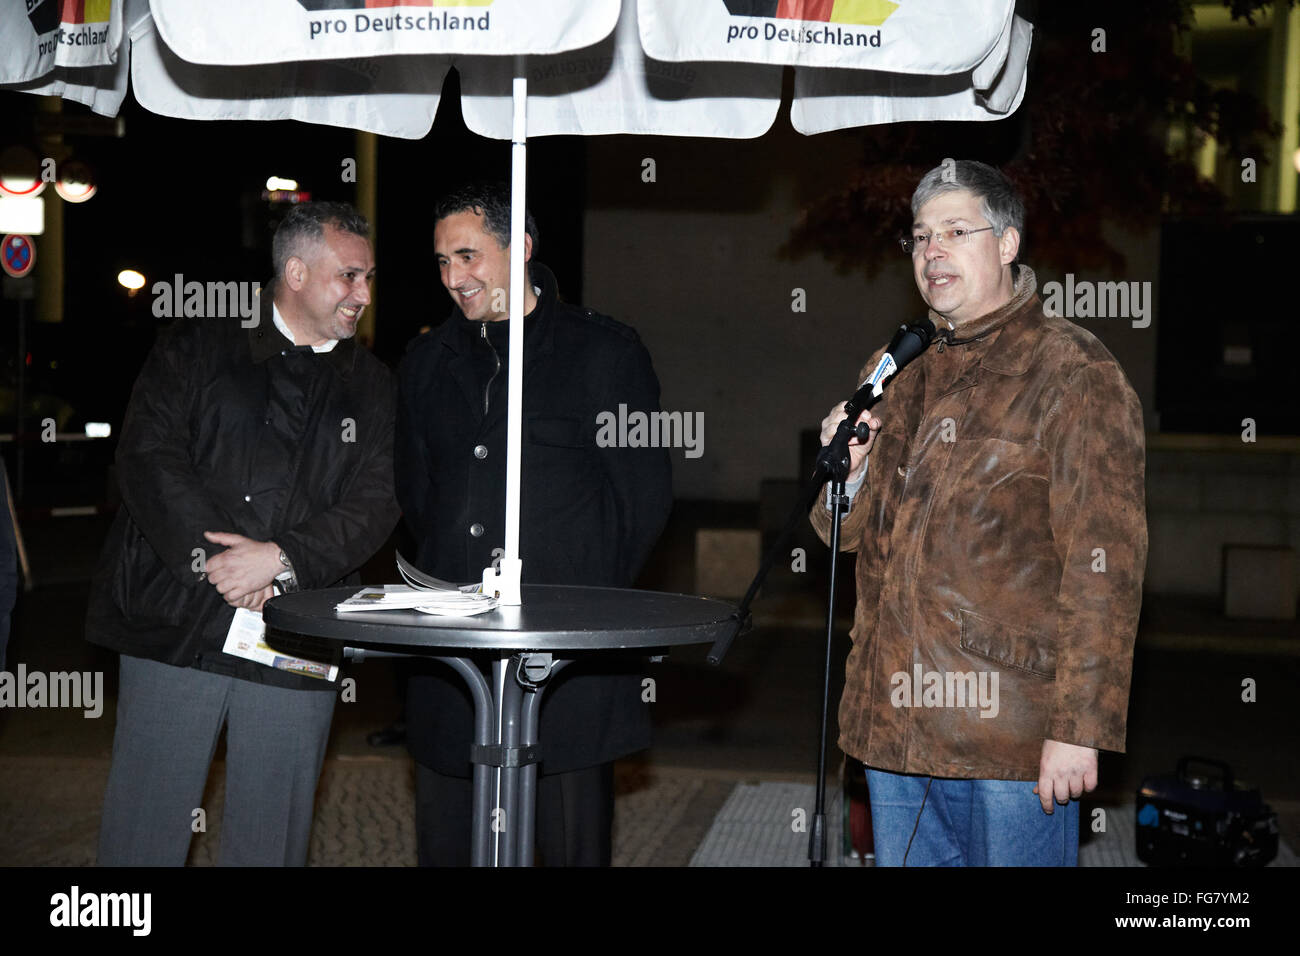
[812, 160, 1147, 866]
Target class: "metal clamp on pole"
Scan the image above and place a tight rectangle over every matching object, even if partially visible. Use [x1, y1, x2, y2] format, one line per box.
[470, 743, 543, 769]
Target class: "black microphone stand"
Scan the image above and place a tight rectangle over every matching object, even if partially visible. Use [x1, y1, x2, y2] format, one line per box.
[806, 417, 861, 867]
[707, 319, 934, 867]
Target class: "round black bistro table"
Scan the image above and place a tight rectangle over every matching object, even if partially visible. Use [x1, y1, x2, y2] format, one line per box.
[264, 584, 739, 867]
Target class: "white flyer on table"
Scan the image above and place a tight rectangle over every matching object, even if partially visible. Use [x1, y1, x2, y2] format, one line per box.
[335, 584, 498, 616]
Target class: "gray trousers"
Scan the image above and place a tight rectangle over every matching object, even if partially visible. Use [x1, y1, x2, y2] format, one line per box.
[97, 654, 335, 866]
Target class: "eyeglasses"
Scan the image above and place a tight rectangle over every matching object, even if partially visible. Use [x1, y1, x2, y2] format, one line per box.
[900, 226, 994, 256]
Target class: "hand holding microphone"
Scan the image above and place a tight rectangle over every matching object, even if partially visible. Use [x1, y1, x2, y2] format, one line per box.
[814, 317, 935, 485]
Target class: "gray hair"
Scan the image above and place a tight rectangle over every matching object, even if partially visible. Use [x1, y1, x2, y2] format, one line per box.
[272, 201, 370, 277]
[911, 160, 1024, 240]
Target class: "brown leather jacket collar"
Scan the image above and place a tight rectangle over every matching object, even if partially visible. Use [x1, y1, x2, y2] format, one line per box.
[933, 265, 1042, 377]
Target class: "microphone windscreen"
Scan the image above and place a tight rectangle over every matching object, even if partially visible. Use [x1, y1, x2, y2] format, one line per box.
[890, 317, 937, 368]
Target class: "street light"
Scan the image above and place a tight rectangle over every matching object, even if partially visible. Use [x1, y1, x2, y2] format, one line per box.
[117, 269, 145, 297]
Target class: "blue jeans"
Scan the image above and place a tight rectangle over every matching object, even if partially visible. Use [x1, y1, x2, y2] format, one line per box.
[865, 767, 1079, 867]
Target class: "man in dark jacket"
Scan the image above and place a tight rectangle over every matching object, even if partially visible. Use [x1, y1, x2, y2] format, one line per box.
[88, 201, 398, 866]
[396, 182, 672, 866]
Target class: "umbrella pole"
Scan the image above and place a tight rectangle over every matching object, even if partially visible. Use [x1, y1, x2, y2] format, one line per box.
[482, 56, 529, 868]
[483, 56, 526, 606]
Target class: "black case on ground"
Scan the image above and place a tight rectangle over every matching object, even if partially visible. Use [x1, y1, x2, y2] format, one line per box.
[1135, 756, 1278, 867]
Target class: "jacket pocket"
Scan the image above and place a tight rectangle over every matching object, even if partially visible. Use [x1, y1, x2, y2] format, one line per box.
[524, 416, 601, 513]
[113, 527, 189, 628]
[958, 607, 1056, 679]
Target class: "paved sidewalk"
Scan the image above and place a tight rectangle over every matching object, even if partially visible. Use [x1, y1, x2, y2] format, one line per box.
[0, 754, 738, 867]
[2, 753, 1295, 867]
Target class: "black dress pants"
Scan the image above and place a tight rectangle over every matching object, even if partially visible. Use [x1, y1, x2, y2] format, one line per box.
[415, 760, 615, 866]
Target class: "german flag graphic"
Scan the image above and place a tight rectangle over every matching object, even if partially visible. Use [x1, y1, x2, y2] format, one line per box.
[25, 0, 59, 34]
[722, 0, 899, 26]
[58, 0, 113, 24]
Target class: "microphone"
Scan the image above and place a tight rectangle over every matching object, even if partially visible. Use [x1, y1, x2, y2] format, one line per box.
[817, 317, 936, 481]
[843, 317, 936, 421]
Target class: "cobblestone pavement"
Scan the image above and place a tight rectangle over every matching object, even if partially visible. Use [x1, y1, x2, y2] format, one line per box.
[3, 753, 1295, 867]
[0, 754, 739, 867]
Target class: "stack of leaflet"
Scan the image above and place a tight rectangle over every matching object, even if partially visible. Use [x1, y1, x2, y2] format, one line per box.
[334, 553, 498, 616]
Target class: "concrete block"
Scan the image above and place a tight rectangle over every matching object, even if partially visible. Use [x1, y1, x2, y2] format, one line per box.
[1146, 472, 1201, 512]
[1286, 468, 1300, 516]
[1202, 474, 1286, 513]
[1146, 512, 1284, 596]
[695, 529, 760, 598]
[1223, 545, 1297, 620]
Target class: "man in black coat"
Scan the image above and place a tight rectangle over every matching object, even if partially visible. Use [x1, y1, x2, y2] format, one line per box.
[88, 202, 398, 865]
[396, 182, 672, 866]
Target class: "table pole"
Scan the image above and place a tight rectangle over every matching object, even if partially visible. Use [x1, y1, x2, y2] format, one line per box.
[497, 657, 524, 866]
[442, 657, 495, 867]
[517, 659, 568, 866]
[491, 656, 508, 865]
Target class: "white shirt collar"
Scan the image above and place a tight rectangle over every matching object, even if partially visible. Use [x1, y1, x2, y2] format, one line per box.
[271, 302, 338, 353]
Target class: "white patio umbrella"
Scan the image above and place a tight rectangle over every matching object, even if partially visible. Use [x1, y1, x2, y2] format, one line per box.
[0, 0, 125, 83]
[5, 0, 1033, 604]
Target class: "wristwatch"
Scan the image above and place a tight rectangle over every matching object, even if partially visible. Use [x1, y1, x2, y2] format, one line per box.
[273, 548, 299, 594]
